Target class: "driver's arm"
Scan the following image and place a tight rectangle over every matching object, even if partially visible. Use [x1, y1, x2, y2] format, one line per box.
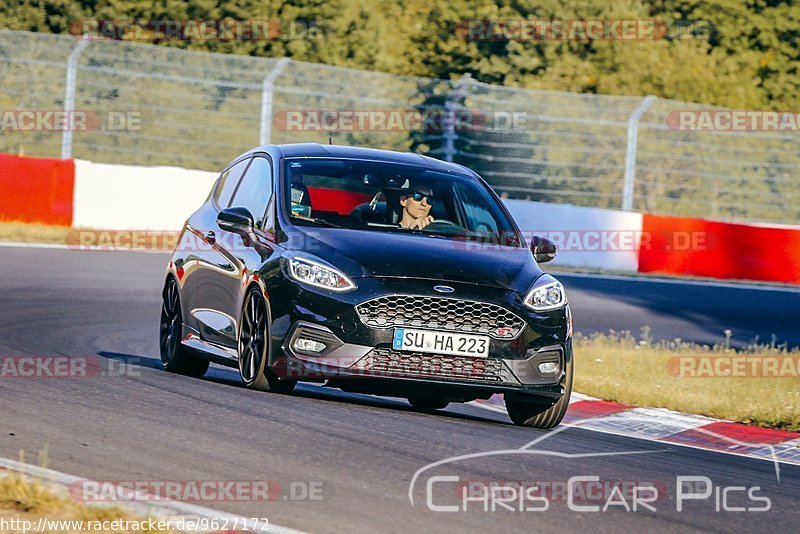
[406, 215, 434, 230]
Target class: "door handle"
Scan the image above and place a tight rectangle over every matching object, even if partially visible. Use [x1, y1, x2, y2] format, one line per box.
[204, 231, 216, 244]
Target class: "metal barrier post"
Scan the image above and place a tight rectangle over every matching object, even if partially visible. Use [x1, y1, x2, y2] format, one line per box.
[260, 58, 291, 146]
[442, 74, 472, 162]
[622, 95, 657, 211]
[61, 35, 90, 159]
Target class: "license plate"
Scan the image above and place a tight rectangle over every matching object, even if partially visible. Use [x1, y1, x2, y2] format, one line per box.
[392, 328, 490, 358]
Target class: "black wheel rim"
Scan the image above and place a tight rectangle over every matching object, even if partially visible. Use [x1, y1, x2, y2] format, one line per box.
[159, 280, 181, 365]
[239, 292, 266, 383]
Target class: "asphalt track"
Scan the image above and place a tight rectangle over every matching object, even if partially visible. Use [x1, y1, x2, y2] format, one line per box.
[1, 245, 798, 533]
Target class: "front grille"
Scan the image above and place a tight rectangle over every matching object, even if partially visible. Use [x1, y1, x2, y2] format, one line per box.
[354, 348, 505, 383]
[355, 295, 525, 339]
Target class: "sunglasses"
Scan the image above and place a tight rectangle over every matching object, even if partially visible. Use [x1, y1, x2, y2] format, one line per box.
[410, 191, 434, 204]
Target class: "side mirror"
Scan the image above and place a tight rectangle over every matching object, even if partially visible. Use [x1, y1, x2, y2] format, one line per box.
[217, 207, 255, 232]
[531, 236, 557, 264]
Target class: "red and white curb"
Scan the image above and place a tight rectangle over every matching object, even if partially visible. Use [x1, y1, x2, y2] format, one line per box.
[0, 458, 306, 534]
[471, 393, 800, 468]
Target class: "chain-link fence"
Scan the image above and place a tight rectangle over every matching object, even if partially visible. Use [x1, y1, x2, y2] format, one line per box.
[1, 30, 798, 225]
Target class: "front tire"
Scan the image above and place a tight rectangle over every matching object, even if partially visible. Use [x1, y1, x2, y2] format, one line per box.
[159, 278, 209, 377]
[505, 359, 573, 429]
[238, 288, 296, 394]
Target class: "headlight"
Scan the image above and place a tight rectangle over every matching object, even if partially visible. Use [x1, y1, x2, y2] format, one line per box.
[287, 255, 356, 292]
[524, 275, 567, 311]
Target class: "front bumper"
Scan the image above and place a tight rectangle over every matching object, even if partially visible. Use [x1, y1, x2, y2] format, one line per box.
[267, 276, 572, 400]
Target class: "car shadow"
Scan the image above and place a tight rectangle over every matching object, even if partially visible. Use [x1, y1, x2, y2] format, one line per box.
[95, 351, 506, 425]
[291, 383, 509, 425]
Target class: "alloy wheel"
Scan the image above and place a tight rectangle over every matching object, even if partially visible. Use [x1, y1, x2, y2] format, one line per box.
[239, 290, 267, 384]
[160, 279, 182, 365]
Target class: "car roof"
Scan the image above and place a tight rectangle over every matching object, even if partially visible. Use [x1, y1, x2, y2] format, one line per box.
[244, 143, 479, 178]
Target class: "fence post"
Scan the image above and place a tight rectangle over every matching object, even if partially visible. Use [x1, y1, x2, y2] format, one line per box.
[442, 74, 472, 162]
[260, 58, 291, 146]
[61, 35, 90, 159]
[622, 95, 657, 211]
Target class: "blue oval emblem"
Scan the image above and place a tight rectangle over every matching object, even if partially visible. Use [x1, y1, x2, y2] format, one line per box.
[433, 285, 455, 294]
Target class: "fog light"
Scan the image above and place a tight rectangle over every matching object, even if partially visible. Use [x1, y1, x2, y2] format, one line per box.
[538, 361, 560, 375]
[293, 338, 327, 353]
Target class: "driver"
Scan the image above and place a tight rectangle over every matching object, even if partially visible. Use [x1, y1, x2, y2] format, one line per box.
[399, 185, 435, 230]
[290, 169, 312, 217]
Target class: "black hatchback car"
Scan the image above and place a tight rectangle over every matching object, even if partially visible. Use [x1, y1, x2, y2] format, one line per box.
[160, 143, 573, 428]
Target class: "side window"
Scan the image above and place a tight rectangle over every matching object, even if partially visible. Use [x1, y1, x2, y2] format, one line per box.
[455, 182, 499, 236]
[214, 158, 251, 208]
[230, 156, 273, 227]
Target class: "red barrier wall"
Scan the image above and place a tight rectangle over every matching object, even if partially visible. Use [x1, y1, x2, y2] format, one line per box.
[639, 214, 800, 284]
[0, 153, 75, 225]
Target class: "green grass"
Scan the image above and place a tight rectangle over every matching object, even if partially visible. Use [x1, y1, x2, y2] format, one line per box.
[0, 453, 172, 533]
[0, 221, 72, 244]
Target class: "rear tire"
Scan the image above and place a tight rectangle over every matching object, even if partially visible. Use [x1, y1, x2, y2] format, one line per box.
[505, 358, 573, 429]
[159, 278, 209, 377]
[408, 397, 449, 411]
[238, 288, 296, 394]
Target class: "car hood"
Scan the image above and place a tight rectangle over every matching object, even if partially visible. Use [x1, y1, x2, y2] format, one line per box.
[284, 227, 542, 292]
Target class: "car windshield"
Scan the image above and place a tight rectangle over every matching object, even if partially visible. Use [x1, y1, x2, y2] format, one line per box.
[283, 158, 521, 246]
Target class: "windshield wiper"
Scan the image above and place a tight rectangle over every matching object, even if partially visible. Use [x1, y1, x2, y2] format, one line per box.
[372, 225, 448, 238]
[292, 216, 344, 229]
